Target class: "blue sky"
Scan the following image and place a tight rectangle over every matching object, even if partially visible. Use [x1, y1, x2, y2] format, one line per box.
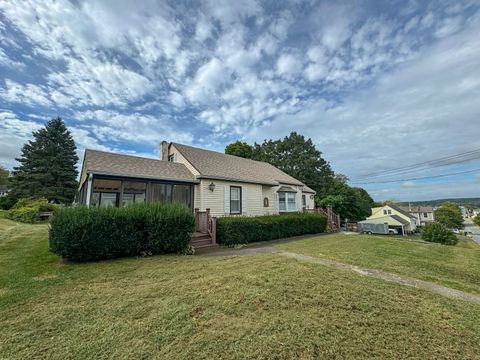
[1, 0, 480, 201]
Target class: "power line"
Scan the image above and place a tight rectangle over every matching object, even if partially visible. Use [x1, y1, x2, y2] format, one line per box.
[353, 153, 480, 181]
[353, 148, 480, 181]
[349, 168, 480, 185]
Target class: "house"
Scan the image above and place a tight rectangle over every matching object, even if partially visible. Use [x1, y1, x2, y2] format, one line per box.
[0, 185, 9, 197]
[77, 142, 316, 218]
[362, 204, 417, 234]
[398, 205, 434, 226]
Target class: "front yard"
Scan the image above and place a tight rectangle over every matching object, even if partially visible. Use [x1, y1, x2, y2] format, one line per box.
[277, 233, 480, 294]
[1, 219, 480, 359]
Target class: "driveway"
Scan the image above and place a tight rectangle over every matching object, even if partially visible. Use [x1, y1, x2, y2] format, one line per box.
[464, 217, 480, 245]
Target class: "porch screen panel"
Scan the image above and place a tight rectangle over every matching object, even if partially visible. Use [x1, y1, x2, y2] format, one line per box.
[172, 184, 191, 207]
[92, 179, 121, 207]
[151, 183, 173, 203]
[122, 181, 146, 207]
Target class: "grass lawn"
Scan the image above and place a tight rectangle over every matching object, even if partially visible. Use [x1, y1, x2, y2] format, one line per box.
[1, 219, 480, 359]
[277, 233, 480, 294]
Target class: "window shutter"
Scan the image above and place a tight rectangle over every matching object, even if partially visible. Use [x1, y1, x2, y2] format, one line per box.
[224, 186, 230, 214]
[242, 187, 247, 215]
[274, 192, 279, 212]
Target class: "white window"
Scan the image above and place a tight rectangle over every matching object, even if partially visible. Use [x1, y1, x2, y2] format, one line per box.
[383, 210, 387, 215]
[279, 192, 286, 211]
[230, 186, 241, 214]
[278, 192, 296, 212]
[387, 210, 392, 215]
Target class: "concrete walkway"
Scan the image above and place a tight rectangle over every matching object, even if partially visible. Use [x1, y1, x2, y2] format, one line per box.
[201, 237, 480, 304]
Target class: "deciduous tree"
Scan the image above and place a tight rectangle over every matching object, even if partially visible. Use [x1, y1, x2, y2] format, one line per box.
[225, 141, 254, 159]
[434, 202, 464, 230]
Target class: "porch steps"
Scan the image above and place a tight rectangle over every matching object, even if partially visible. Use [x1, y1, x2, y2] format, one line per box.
[190, 232, 218, 250]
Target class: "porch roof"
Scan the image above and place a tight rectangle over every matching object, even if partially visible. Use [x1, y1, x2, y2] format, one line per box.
[83, 149, 198, 183]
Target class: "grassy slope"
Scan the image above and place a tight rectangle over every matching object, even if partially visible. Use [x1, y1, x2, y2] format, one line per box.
[278, 233, 480, 294]
[0, 219, 479, 359]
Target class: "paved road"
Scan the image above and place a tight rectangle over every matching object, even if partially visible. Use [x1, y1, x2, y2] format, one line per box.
[464, 216, 480, 245]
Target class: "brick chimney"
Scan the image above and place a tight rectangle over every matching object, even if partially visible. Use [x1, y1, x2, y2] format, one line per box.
[160, 141, 169, 161]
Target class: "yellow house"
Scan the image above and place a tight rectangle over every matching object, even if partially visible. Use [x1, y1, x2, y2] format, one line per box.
[367, 205, 417, 233]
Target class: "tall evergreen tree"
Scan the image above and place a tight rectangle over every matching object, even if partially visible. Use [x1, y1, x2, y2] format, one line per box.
[10, 117, 78, 204]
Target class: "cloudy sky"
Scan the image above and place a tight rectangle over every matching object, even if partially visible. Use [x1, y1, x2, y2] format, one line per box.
[1, 0, 479, 201]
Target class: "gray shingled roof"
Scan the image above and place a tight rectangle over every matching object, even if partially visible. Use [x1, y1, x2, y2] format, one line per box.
[388, 205, 417, 219]
[302, 185, 316, 193]
[172, 143, 305, 186]
[398, 206, 434, 213]
[390, 214, 410, 225]
[278, 186, 297, 192]
[83, 149, 197, 183]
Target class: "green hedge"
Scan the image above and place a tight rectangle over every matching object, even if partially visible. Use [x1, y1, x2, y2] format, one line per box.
[49, 203, 195, 262]
[217, 213, 328, 247]
[5, 198, 58, 223]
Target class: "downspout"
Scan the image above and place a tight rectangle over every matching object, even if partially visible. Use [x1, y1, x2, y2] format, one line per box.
[85, 173, 93, 207]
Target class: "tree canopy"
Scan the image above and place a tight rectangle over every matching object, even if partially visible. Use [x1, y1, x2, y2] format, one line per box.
[473, 215, 480, 227]
[318, 177, 374, 221]
[224, 132, 374, 220]
[434, 202, 464, 230]
[10, 117, 79, 204]
[225, 141, 253, 158]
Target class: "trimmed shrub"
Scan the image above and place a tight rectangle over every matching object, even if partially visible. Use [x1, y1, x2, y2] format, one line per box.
[217, 212, 328, 247]
[421, 222, 458, 245]
[49, 203, 195, 262]
[5, 198, 58, 223]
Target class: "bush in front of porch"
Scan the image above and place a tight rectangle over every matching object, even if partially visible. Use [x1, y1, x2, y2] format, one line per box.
[49, 203, 194, 261]
[216, 213, 327, 247]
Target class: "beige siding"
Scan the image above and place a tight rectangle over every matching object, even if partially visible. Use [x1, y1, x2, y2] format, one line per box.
[169, 144, 200, 176]
[195, 179, 265, 217]
[193, 184, 201, 209]
[302, 192, 315, 209]
[262, 185, 278, 215]
[78, 163, 88, 189]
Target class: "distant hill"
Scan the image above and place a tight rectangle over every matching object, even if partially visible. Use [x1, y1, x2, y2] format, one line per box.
[400, 198, 480, 208]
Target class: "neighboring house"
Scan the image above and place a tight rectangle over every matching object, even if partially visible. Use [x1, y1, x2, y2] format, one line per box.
[0, 185, 9, 197]
[362, 204, 417, 234]
[398, 205, 434, 226]
[77, 142, 316, 217]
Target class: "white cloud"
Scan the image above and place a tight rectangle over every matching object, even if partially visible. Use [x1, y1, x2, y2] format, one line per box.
[185, 58, 231, 103]
[0, 79, 52, 107]
[0, 0, 479, 201]
[74, 110, 193, 145]
[276, 53, 302, 77]
[0, 48, 25, 69]
[242, 12, 480, 200]
[46, 57, 154, 107]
